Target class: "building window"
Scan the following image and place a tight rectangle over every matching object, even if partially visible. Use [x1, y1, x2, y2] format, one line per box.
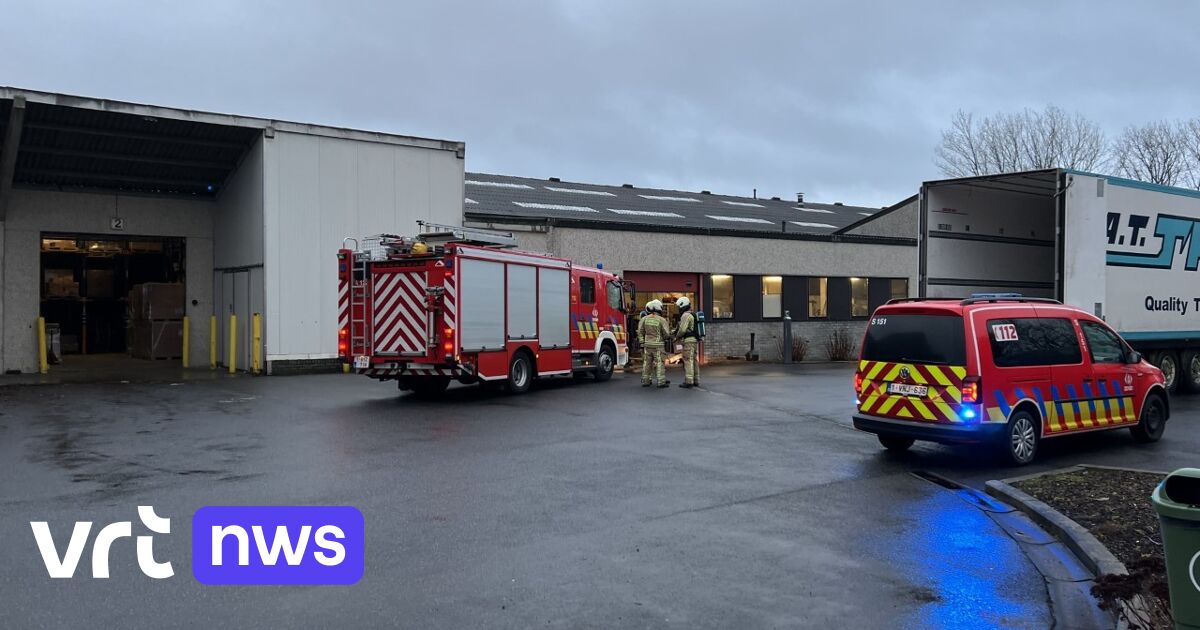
[711, 275, 734, 318]
[808, 277, 827, 318]
[762, 276, 782, 318]
[890, 278, 908, 301]
[580, 277, 595, 304]
[851, 277, 870, 317]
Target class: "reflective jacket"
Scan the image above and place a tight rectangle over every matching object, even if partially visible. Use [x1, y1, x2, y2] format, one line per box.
[638, 313, 670, 346]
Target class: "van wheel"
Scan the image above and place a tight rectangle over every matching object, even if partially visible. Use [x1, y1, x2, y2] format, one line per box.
[506, 353, 533, 395]
[1181, 350, 1200, 393]
[1131, 394, 1167, 443]
[1002, 410, 1039, 466]
[1152, 351, 1180, 394]
[878, 434, 915, 452]
[594, 345, 616, 382]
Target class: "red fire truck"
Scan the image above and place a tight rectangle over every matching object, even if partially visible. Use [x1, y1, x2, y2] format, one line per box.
[338, 223, 633, 395]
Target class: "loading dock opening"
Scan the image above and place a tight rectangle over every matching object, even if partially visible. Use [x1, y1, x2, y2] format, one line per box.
[39, 233, 185, 363]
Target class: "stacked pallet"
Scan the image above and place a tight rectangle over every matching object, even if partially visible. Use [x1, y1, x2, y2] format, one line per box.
[128, 283, 184, 360]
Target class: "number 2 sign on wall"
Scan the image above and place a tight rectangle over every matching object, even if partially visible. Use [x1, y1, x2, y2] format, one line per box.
[992, 323, 1019, 342]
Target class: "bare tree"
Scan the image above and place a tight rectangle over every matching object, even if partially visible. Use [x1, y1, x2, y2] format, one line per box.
[935, 105, 1108, 177]
[1113, 121, 1189, 186]
[1181, 118, 1200, 189]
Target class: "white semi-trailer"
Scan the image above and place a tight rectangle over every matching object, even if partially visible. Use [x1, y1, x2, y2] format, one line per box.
[919, 168, 1200, 393]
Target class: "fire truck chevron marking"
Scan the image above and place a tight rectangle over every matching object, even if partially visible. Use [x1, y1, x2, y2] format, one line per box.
[374, 271, 426, 354]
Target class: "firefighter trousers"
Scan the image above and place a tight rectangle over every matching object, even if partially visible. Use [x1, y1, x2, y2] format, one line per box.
[642, 343, 666, 384]
[682, 338, 699, 384]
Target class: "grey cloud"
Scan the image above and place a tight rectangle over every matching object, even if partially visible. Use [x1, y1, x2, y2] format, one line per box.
[3, 1, 1198, 207]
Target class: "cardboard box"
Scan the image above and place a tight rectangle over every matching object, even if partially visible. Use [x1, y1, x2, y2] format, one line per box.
[85, 269, 114, 298]
[129, 283, 185, 320]
[129, 320, 183, 359]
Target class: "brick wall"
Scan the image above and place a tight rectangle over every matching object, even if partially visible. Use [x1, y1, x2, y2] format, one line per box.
[702, 320, 866, 362]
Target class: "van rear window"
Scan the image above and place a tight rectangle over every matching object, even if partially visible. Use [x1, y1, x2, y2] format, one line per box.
[862, 314, 966, 365]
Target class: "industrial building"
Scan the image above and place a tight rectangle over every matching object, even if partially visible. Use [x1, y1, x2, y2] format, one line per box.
[462, 173, 919, 362]
[0, 88, 464, 375]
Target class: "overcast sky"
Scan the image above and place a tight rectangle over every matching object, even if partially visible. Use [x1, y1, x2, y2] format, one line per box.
[4, 1, 1198, 207]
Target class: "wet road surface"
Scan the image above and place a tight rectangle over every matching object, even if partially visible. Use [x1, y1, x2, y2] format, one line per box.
[2, 362, 1193, 628]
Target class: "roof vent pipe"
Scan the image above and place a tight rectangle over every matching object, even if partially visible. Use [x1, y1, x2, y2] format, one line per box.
[753, 188, 757, 199]
[796, 192, 805, 204]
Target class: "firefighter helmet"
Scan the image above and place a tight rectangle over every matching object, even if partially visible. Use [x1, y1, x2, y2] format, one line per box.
[676, 296, 691, 310]
[646, 299, 663, 312]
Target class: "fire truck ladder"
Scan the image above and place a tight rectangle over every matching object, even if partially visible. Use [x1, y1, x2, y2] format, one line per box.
[416, 221, 518, 248]
[349, 254, 370, 356]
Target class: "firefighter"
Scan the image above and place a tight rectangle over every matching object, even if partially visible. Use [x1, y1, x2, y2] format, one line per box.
[675, 296, 700, 388]
[638, 299, 671, 388]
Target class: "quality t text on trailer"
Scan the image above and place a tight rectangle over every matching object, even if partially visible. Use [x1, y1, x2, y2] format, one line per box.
[337, 224, 633, 395]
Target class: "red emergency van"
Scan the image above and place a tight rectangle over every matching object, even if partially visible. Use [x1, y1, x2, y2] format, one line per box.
[338, 224, 633, 396]
[852, 294, 1169, 465]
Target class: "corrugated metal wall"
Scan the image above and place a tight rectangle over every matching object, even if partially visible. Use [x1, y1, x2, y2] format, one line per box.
[261, 131, 463, 364]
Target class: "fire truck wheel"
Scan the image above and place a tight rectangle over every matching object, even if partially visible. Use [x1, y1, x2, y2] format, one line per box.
[594, 345, 616, 382]
[506, 353, 533, 394]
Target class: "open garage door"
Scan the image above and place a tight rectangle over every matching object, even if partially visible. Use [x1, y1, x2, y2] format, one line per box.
[39, 234, 186, 369]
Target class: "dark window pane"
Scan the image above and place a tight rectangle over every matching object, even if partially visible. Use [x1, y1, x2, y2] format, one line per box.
[987, 318, 1082, 367]
[1080, 321, 1126, 364]
[580, 277, 595, 304]
[862, 314, 966, 365]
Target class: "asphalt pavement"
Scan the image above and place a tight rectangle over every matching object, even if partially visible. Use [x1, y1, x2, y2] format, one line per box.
[1, 361, 1194, 628]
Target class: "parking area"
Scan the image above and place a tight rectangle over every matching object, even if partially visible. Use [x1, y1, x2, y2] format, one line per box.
[1, 363, 1196, 628]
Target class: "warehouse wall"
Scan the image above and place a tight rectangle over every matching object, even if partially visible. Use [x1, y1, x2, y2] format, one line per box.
[497, 225, 913, 363]
[842, 196, 918, 239]
[537, 227, 916, 284]
[262, 130, 464, 369]
[214, 135, 264, 268]
[1, 189, 214, 373]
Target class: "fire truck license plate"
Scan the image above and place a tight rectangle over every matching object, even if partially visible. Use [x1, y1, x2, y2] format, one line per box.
[888, 383, 928, 397]
[354, 355, 370, 369]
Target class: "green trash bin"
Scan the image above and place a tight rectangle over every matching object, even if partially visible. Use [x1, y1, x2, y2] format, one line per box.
[1152, 468, 1200, 629]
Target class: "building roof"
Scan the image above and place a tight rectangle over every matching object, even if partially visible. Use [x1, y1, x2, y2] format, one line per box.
[0, 87, 464, 199]
[463, 172, 893, 238]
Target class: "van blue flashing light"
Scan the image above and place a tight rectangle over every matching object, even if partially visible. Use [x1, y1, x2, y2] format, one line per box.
[960, 406, 978, 421]
[970, 292, 1023, 299]
[597, 263, 604, 269]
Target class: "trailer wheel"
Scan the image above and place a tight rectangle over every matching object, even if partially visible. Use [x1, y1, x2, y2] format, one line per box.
[1152, 351, 1180, 394]
[506, 352, 533, 394]
[1181, 350, 1200, 393]
[594, 344, 616, 382]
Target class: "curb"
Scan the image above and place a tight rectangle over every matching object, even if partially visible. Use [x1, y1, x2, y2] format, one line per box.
[984, 477, 1126, 577]
[985, 470, 1159, 629]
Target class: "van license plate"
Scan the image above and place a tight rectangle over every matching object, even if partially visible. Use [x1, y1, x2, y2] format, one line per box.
[888, 383, 928, 397]
[354, 355, 370, 369]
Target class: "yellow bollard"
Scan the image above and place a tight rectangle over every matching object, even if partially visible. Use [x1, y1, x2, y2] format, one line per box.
[37, 317, 48, 374]
[228, 313, 237, 374]
[182, 316, 190, 368]
[251, 313, 262, 374]
[209, 315, 217, 370]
